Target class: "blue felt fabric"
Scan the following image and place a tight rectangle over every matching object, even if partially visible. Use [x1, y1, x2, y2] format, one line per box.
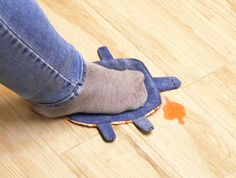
[67, 46, 181, 142]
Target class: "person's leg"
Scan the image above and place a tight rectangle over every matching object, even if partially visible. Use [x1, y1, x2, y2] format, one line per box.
[0, 0, 147, 117]
[0, 0, 86, 104]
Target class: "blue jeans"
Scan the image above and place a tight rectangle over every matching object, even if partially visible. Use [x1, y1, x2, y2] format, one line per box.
[0, 0, 86, 107]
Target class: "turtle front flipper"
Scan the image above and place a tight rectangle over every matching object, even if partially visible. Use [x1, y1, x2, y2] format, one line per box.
[153, 77, 181, 92]
[97, 46, 114, 61]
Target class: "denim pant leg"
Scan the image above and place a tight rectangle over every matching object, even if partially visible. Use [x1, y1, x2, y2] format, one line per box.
[0, 0, 86, 107]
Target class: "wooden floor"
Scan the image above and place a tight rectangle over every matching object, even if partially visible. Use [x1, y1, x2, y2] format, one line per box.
[0, 0, 236, 177]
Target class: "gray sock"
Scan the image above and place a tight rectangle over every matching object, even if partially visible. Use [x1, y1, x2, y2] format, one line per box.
[33, 62, 148, 117]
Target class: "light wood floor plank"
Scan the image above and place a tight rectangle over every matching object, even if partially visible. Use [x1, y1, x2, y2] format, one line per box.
[0, 94, 76, 177]
[204, 61, 236, 102]
[157, 0, 236, 62]
[60, 132, 181, 178]
[183, 62, 236, 139]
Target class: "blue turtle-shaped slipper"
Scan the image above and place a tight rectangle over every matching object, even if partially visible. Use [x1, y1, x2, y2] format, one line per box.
[66, 46, 181, 142]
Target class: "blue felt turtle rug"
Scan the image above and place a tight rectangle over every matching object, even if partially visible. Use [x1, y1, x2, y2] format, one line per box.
[66, 46, 181, 142]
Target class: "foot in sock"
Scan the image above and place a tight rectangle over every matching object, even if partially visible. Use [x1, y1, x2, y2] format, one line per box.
[33, 62, 148, 117]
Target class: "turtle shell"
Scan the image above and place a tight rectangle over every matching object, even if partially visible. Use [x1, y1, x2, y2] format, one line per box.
[67, 47, 181, 142]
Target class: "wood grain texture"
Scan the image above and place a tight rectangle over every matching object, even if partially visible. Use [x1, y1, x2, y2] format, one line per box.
[0, 0, 235, 177]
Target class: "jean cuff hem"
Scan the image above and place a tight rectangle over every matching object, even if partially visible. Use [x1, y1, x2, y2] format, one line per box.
[34, 60, 87, 108]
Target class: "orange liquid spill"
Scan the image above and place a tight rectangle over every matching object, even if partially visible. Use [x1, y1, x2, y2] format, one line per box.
[163, 97, 186, 124]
